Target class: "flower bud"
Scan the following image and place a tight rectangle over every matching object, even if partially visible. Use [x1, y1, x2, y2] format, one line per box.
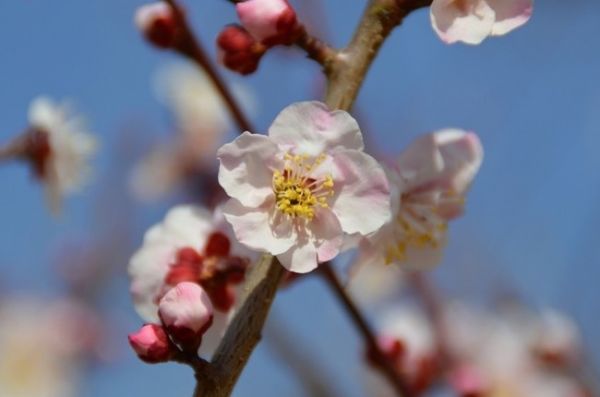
[158, 282, 213, 349]
[128, 324, 172, 363]
[236, 0, 299, 45]
[217, 25, 266, 75]
[450, 365, 488, 397]
[134, 2, 178, 49]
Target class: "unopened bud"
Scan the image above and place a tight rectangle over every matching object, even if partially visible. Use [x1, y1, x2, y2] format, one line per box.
[135, 2, 178, 49]
[128, 324, 172, 364]
[450, 365, 488, 397]
[236, 0, 299, 45]
[217, 25, 266, 75]
[158, 282, 213, 350]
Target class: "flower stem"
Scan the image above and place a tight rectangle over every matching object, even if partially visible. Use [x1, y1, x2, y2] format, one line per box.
[163, 0, 254, 133]
[319, 263, 414, 397]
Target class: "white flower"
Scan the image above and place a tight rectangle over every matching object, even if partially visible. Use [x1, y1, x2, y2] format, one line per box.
[28, 96, 96, 211]
[217, 101, 391, 273]
[128, 204, 254, 357]
[357, 129, 483, 270]
[430, 0, 533, 45]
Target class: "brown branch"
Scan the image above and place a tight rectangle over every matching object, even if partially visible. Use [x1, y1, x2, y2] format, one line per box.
[192, 254, 285, 396]
[163, 0, 254, 133]
[294, 26, 337, 76]
[319, 263, 414, 396]
[325, 0, 431, 110]
[0, 134, 27, 163]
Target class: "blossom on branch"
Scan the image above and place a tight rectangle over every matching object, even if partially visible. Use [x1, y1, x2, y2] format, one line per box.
[217, 25, 267, 75]
[128, 324, 173, 364]
[27, 96, 97, 212]
[430, 0, 533, 45]
[128, 205, 253, 357]
[217, 101, 391, 273]
[357, 129, 483, 269]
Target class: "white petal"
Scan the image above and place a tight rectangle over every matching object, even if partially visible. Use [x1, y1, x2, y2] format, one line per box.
[276, 239, 318, 273]
[309, 208, 343, 262]
[487, 0, 533, 36]
[430, 0, 496, 45]
[330, 149, 391, 236]
[222, 198, 296, 255]
[268, 101, 364, 156]
[217, 132, 282, 208]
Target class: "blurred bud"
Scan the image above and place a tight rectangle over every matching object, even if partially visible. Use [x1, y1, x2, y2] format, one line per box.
[217, 25, 266, 75]
[236, 0, 299, 45]
[158, 282, 214, 349]
[531, 310, 580, 367]
[128, 324, 172, 363]
[135, 2, 178, 49]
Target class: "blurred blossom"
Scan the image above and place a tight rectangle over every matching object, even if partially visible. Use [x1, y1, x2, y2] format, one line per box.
[130, 62, 254, 201]
[128, 205, 255, 357]
[365, 301, 587, 396]
[0, 298, 101, 397]
[27, 96, 97, 212]
[430, 0, 533, 45]
[218, 101, 391, 273]
[357, 129, 483, 270]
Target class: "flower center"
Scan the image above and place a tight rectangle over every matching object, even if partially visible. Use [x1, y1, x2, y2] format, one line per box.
[384, 193, 458, 264]
[272, 153, 334, 221]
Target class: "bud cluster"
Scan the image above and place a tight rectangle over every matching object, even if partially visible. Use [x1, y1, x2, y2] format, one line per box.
[128, 282, 214, 363]
[217, 0, 301, 75]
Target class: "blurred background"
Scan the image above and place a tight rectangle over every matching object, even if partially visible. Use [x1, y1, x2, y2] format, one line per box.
[0, 0, 598, 396]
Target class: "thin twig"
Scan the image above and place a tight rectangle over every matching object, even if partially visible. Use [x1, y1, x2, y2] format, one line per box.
[163, 0, 254, 133]
[320, 263, 414, 397]
[0, 135, 27, 163]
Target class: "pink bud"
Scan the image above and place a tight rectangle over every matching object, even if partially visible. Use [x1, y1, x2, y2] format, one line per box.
[216, 25, 266, 75]
[134, 2, 178, 49]
[450, 365, 488, 397]
[128, 324, 172, 364]
[158, 282, 213, 349]
[236, 0, 299, 45]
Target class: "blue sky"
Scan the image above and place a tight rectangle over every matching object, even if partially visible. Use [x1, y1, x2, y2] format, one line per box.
[0, 0, 599, 395]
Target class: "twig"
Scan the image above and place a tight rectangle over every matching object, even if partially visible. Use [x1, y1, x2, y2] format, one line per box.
[163, 0, 254, 133]
[320, 263, 414, 397]
[0, 135, 27, 163]
[294, 26, 337, 76]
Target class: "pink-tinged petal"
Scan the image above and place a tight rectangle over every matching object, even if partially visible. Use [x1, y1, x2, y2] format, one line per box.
[158, 282, 214, 346]
[395, 129, 483, 195]
[430, 0, 495, 45]
[276, 239, 318, 273]
[309, 208, 343, 262]
[236, 0, 298, 44]
[218, 132, 282, 207]
[330, 149, 391, 236]
[268, 101, 364, 156]
[128, 324, 172, 363]
[487, 0, 533, 36]
[222, 198, 296, 255]
[430, 129, 483, 194]
[160, 205, 215, 245]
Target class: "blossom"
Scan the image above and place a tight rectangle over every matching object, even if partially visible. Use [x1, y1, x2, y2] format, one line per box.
[0, 298, 101, 397]
[430, 0, 533, 45]
[27, 96, 96, 212]
[131, 62, 253, 201]
[128, 205, 253, 356]
[357, 129, 483, 270]
[128, 324, 172, 363]
[236, 0, 299, 45]
[158, 282, 214, 348]
[217, 101, 391, 273]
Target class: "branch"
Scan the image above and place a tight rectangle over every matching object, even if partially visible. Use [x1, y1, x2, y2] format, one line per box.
[0, 134, 27, 163]
[163, 0, 254, 133]
[192, 254, 286, 396]
[319, 263, 414, 396]
[325, 0, 431, 110]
